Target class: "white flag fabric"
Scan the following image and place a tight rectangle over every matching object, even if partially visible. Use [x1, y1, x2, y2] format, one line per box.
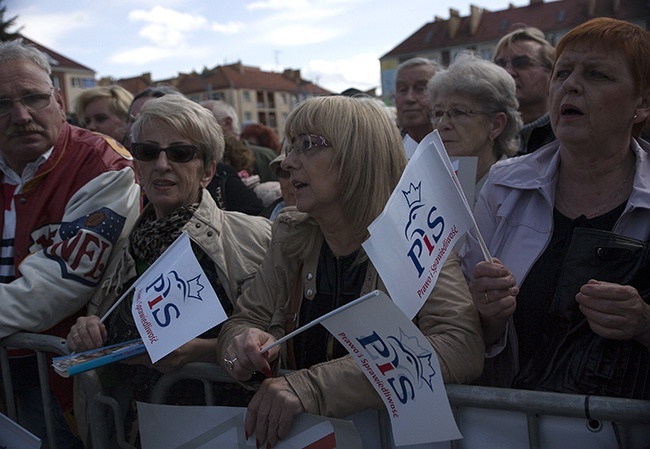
[131, 232, 228, 363]
[363, 131, 476, 319]
[321, 290, 461, 446]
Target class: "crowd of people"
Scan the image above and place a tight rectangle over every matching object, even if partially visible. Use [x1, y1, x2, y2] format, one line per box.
[0, 16, 648, 449]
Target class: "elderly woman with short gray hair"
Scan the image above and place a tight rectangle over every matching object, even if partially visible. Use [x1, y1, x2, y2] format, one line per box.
[428, 51, 522, 203]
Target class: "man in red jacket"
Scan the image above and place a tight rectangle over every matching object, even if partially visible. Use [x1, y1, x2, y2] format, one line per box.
[0, 39, 140, 447]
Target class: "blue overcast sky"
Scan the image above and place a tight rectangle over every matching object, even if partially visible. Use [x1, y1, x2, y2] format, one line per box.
[7, 0, 536, 93]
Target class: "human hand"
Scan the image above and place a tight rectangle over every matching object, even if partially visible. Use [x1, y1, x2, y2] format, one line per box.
[576, 280, 650, 348]
[245, 377, 305, 448]
[66, 315, 107, 352]
[223, 328, 279, 381]
[468, 258, 519, 345]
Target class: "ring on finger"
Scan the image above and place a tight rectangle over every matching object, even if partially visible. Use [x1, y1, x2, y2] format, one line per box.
[224, 357, 238, 370]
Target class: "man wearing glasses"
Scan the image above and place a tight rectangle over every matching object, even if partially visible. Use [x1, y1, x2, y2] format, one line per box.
[0, 39, 139, 446]
[494, 26, 556, 155]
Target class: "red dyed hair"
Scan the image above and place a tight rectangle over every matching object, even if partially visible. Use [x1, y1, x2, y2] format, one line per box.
[240, 123, 281, 154]
[553, 18, 650, 137]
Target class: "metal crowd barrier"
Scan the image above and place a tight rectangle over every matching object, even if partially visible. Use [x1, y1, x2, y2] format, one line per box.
[2, 332, 649, 449]
[0, 332, 116, 449]
[151, 364, 650, 449]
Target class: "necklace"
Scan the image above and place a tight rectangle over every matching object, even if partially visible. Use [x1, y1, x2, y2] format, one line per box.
[556, 160, 634, 219]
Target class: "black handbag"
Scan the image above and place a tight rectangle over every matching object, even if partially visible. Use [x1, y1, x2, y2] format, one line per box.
[513, 227, 650, 399]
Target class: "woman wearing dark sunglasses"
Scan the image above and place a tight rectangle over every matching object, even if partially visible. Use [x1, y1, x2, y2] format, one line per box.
[65, 95, 272, 446]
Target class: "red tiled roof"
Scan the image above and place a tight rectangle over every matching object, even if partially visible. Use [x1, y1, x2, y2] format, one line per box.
[382, 0, 649, 58]
[173, 63, 331, 96]
[116, 63, 330, 96]
[20, 35, 95, 72]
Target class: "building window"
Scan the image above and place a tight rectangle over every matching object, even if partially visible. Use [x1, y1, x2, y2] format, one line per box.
[52, 76, 61, 89]
[71, 77, 94, 88]
[243, 91, 250, 102]
[244, 112, 252, 121]
[280, 93, 287, 105]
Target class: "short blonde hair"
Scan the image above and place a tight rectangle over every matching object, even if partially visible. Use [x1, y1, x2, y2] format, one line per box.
[132, 95, 224, 165]
[75, 86, 133, 124]
[285, 95, 406, 242]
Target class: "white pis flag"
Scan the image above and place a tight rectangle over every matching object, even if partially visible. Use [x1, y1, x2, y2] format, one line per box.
[320, 290, 462, 446]
[363, 130, 486, 320]
[131, 232, 228, 363]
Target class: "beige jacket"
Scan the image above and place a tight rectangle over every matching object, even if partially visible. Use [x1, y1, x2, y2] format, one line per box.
[217, 210, 484, 418]
[76, 191, 271, 443]
[87, 190, 272, 317]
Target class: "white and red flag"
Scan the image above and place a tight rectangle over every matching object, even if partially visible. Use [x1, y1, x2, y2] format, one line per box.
[129, 232, 227, 363]
[320, 290, 461, 446]
[363, 130, 489, 319]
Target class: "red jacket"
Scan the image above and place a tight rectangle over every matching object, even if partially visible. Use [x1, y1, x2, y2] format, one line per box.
[0, 122, 140, 339]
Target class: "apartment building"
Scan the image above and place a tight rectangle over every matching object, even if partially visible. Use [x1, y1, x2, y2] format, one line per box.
[380, 0, 649, 105]
[115, 63, 331, 139]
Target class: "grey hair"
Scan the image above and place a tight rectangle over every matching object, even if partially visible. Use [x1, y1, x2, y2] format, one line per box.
[396, 57, 443, 79]
[132, 95, 224, 164]
[0, 38, 52, 76]
[427, 51, 523, 157]
[200, 100, 241, 136]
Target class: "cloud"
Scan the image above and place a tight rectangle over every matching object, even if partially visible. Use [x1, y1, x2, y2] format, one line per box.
[260, 24, 343, 46]
[128, 6, 210, 46]
[13, 10, 91, 46]
[301, 53, 381, 93]
[109, 46, 175, 65]
[246, 0, 310, 11]
[211, 21, 246, 34]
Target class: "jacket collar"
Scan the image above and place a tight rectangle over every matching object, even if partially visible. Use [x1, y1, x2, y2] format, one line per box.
[488, 139, 650, 214]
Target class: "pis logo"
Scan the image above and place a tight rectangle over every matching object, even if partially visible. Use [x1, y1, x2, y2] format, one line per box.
[144, 271, 206, 328]
[403, 182, 446, 278]
[357, 328, 436, 404]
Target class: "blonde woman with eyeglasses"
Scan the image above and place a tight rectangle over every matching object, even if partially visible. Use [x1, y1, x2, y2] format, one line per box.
[218, 95, 484, 448]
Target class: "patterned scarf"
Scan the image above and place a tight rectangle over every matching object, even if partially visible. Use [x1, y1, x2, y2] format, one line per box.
[129, 203, 199, 265]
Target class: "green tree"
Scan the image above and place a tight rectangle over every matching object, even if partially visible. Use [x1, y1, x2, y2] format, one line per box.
[0, 0, 21, 41]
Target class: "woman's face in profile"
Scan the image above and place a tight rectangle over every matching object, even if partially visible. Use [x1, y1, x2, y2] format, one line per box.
[281, 134, 342, 221]
[548, 42, 640, 148]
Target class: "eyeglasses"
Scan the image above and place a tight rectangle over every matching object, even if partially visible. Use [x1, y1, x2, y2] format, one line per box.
[288, 133, 331, 155]
[430, 108, 487, 123]
[494, 55, 540, 70]
[0, 88, 54, 116]
[131, 142, 199, 163]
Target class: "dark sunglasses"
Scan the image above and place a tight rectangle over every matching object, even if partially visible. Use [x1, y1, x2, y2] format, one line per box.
[131, 142, 199, 163]
[494, 55, 539, 70]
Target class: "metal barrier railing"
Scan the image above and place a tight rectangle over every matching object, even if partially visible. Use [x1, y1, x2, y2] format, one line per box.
[151, 364, 650, 449]
[0, 332, 70, 449]
[2, 333, 649, 449]
[0, 332, 116, 449]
